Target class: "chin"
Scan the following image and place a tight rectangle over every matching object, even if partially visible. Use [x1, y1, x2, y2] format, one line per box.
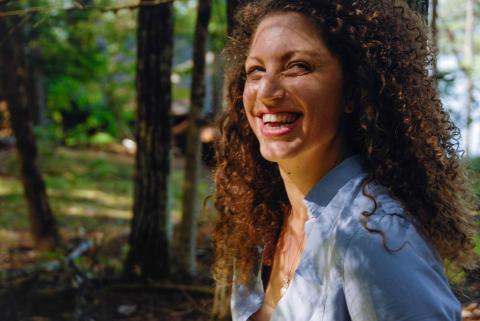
[259, 143, 300, 163]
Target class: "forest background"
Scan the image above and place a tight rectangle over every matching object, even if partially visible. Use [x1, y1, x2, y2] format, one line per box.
[0, 0, 479, 320]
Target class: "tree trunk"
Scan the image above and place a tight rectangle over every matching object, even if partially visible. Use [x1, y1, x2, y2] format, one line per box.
[227, 0, 242, 36]
[124, 0, 174, 279]
[211, 52, 224, 117]
[24, 12, 47, 127]
[0, 13, 58, 249]
[26, 53, 47, 127]
[430, 0, 438, 85]
[211, 2, 242, 319]
[178, 0, 212, 278]
[463, 0, 474, 157]
[406, 0, 429, 20]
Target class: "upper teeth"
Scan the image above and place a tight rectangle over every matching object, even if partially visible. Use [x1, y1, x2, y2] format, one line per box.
[262, 113, 299, 123]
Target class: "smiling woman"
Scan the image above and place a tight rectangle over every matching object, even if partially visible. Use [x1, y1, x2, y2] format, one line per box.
[212, 1, 478, 321]
[243, 12, 347, 170]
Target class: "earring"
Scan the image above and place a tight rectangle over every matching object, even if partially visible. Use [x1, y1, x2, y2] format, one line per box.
[345, 103, 354, 114]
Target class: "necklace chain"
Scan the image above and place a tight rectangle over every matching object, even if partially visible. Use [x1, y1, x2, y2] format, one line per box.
[279, 212, 305, 297]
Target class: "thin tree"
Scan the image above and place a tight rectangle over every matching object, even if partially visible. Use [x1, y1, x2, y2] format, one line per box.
[178, 0, 212, 278]
[211, 52, 224, 117]
[211, 2, 243, 319]
[406, 0, 429, 20]
[210, 0, 229, 118]
[124, 0, 174, 279]
[463, 0, 474, 157]
[227, 0, 241, 36]
[0, 11, 58, 249]
[431, 0, 438, 85]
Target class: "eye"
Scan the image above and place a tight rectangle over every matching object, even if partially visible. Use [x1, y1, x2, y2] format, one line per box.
[246, 65, 265, 79]
[246, 66, 265, 74]
[288, 61, 312, 72]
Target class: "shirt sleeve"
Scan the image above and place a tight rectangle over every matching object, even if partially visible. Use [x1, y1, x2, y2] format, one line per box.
[342, 213, 462, 321]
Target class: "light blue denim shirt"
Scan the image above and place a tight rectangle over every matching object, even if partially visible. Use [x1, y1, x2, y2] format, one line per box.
[231, 155, 461, 321]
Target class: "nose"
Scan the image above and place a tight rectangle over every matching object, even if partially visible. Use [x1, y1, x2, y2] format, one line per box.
[258, 73, 285, 106]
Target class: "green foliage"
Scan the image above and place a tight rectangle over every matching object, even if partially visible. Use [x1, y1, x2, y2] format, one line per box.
[19, 0, 137, 145]
[475, 232, 480, 256]
[470, 156, 480, 172]
[210, 0, 227, 52]
[466, 157, 480, 259]
[174, 0, 196, 41]
[39, 248, 66, 261]
[172, 0, 227, 105]
[173, 86, 191, 100]
[0, 143, 215, 232]
[4, 0, 228, 145]
[90, 132, 116, 146]
[469, 157, 480, 204]
[444, 259, 467, 285]
[0, 146, 134, 233]
[169, 162, 215, 223]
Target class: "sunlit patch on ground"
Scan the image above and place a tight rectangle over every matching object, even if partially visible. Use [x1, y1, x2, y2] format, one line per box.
[1, 146, 475, 319]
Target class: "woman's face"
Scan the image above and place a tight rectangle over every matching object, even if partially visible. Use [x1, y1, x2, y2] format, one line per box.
[243, 12, 346, 163]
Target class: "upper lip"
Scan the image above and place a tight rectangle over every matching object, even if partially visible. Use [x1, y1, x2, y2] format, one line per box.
[254, 109, 303, 117]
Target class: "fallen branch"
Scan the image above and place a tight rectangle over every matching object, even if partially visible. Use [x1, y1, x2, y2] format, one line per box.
[1, 239, 95, 282]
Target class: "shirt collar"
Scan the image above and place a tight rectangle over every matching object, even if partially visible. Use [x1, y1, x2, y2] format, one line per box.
[303, 154, 366, 218]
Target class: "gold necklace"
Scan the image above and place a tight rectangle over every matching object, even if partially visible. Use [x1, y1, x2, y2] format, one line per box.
[279, 224, 306, 297]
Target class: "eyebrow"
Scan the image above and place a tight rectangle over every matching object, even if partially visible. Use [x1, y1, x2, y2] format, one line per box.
[246, 49, 328, 63]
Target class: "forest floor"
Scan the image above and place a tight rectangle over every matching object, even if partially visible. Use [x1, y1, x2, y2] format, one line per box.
[0, 145, 479, 320]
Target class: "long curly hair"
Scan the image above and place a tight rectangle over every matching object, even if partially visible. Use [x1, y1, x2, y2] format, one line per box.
[212, 0, 478, 286]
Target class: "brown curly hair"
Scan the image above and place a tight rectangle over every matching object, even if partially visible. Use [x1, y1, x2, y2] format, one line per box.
[212, 0, 479, 287]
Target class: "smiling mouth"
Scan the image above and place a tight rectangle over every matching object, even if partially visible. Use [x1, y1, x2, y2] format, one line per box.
[261, 112, 302, 128]
[257, 112, 302, 138]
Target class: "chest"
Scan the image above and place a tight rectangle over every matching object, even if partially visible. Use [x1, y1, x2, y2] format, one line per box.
[239, 228, 351, 321]
[247, 266, 351, 321]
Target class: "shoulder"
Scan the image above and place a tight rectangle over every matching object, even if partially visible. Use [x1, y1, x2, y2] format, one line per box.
[334, 180, 437, 257]
[334, 181, 443, 271]
[333, 183, 461, 321]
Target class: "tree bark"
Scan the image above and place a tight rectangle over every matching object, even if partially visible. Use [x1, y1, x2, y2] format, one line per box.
[0, 13, 58, 249]
[406, 0, 429, 20]
[430, 0, 438, 85]
[26, 52, 47, 127]
[124, 0, 174, 279]
[211, 52, 224, 117]
[178, 0, 212, 278]
[227, 0, 242, 36]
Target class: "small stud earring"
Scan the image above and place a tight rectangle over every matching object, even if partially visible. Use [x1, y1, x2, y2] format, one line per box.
[345, 104, 354, 114]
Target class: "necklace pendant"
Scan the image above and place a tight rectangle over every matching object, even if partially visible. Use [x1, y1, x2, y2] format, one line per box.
[280, 277, 289, 297]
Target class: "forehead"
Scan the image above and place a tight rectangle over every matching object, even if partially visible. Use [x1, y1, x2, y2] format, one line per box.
[249, 11, 324, 55]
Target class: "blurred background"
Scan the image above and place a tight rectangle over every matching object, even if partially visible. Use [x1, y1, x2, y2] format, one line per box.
[0, 0, 478, 320]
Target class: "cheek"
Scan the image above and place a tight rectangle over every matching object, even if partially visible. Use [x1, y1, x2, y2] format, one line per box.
[242, 85, 258, 126]
[242, 83, 256, 109]
[302, 79, 344, 122]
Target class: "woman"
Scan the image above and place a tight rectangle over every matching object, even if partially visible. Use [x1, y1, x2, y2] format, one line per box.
[213, 1, 478, 320]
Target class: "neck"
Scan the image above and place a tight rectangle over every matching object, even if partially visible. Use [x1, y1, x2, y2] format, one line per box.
[278, 134, 350, 225]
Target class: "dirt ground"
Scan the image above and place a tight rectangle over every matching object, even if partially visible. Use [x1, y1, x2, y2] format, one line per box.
[0, 227, 215, 321]
[1, 234, 479, 321]
[0, 147, 479, 320]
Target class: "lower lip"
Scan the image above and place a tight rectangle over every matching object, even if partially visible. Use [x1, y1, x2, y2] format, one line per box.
[259, 116, 302, 138]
